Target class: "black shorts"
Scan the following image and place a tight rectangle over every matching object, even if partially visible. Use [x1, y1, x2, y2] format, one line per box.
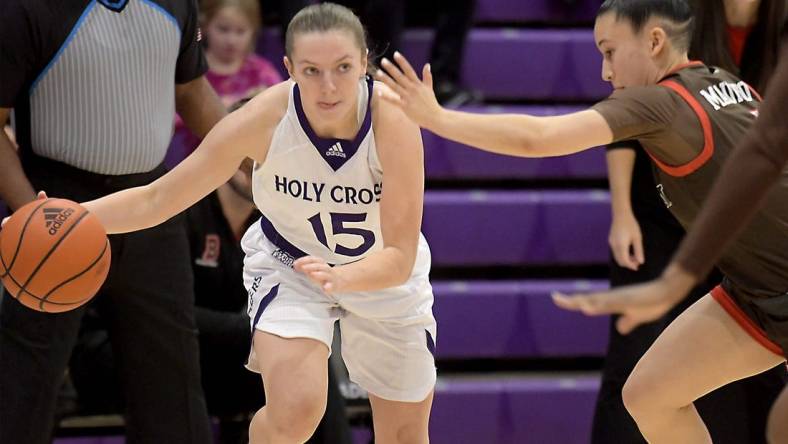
[714, 278, 788, 357]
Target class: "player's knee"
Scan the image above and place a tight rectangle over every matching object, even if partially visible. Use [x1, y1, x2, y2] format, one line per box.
[393, 421, 429, 444]
[623, 368, 691, 424]
[621, 370, 657, 420]
[271, 392, 326, 439]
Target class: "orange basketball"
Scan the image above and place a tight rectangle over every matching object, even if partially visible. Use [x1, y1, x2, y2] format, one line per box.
[0, 198, 110, 313]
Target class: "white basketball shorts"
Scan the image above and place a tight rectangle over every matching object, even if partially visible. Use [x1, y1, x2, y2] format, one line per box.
[241, 223, 437, 402]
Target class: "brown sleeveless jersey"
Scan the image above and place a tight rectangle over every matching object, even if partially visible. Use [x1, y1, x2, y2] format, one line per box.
[593, 63, 788, 298]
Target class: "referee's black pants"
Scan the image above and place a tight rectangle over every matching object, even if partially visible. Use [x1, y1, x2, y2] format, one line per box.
[591, 218, 786, 444]
[0, 154, 212, 444]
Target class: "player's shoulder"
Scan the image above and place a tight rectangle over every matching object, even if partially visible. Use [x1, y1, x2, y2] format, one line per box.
[602, 84, 683, 113]
[239, 80, 292, 126]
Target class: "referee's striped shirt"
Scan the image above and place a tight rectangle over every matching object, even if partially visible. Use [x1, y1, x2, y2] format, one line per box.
[0, 0, 207, 175]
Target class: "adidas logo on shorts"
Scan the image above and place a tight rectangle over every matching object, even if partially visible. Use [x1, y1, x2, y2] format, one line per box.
[326, 142, 346, 158]
[271, 248, 296, 267]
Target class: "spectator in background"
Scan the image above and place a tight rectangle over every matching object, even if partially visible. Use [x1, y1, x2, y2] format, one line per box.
[167, 0, 282, 167]
[310, 0, 481, 106]
[405, 0, 480, 106]
[593, 1, 787, 443]
[0, 0, 227, 442]
[690, 0, 785, 92]
[388, 0, 481, 106]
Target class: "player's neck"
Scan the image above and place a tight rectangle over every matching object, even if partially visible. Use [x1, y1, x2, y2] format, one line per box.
[304, 100, 360, 140]
[656, 53, 691, 82]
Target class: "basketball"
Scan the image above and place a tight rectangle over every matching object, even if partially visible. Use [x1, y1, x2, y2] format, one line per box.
[0, 198, 110, 313]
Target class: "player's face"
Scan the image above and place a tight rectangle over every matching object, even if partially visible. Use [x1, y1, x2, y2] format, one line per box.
[594, 13, 658, 89]
[205, 6, 255, 63]
[286, 30, 367, 122]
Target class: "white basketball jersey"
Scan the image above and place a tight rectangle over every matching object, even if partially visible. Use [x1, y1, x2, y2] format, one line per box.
[252, 78, 384, 266]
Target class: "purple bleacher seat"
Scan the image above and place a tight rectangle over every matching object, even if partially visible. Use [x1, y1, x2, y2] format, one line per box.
[255, 30, 287, 78]
[475, 0, 599, 24]
[424, 105, 607, 179]
[353, 428, 372, 444]
[433, 280, 609, 358]
[431, 375, 599, 444]
[423, 190, 611, 266]
[408, 29, 610, 100]
[257, 29, 612, 101]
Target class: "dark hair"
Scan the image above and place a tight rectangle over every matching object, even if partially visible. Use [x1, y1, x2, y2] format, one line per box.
[689, 0, 786, 92]
[284, 3, 367, 59]
[598, 0, 695, 51]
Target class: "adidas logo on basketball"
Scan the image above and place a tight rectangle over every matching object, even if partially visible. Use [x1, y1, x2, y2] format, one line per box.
[43, 207, 75, 235]
[326, 142, 346, 158]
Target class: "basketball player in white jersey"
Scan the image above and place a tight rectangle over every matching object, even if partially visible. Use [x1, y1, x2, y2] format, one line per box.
[72, 3, 435, 443]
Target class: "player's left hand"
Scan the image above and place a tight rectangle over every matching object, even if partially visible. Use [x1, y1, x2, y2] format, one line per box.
[551, 274, 691, 335]
[375, 52, 442, 128]
[294, 256, 348, 295]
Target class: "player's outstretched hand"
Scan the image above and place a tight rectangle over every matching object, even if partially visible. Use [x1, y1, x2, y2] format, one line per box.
[294, 256, 348, 295]
[375, 52, 442, 128]
[551, 275, 691, 334]
[1, 191, 47, 228]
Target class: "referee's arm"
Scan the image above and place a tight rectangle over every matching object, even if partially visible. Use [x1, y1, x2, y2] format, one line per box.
[0, 108, 36, 211]
[175, 76, 227, 139]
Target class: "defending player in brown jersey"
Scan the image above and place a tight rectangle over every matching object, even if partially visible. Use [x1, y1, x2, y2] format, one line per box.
[376, 0, 788, 442]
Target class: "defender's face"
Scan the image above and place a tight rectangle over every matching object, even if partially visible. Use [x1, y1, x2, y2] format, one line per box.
[594, 13, 657, 89]
[286, 30, 367, 122]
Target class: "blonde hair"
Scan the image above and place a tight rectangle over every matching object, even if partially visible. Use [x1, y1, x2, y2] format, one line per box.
[285, 3, 367, 59]
[200, 0, 262, 33]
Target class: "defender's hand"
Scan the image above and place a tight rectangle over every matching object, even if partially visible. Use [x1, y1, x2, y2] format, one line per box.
[551, 268, 695, 335]
[375, 52, 443, 128]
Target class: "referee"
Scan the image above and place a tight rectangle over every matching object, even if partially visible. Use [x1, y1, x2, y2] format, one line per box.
[0, 0, 226, 443]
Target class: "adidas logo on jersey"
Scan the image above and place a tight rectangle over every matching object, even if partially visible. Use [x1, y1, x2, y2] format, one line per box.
[326, 142, 346, 158]
[43, 207, 75, 235]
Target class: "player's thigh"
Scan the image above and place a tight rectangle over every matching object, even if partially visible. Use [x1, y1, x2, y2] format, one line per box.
[339, 312, 436, 403]
[626, 294, 784, 408]
[767, 385, 788, 443]
[253, 330, 331, 417]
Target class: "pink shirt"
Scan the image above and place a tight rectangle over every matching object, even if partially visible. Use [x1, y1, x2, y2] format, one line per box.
[166, 54, 283, 167]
